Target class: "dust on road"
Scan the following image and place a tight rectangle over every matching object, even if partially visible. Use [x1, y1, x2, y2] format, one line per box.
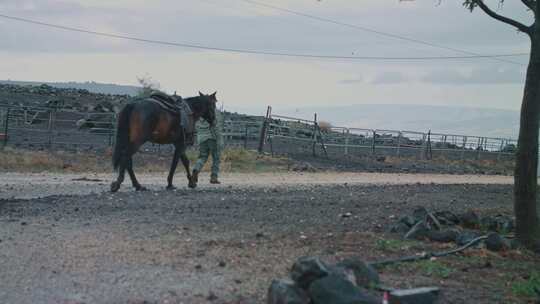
[0, 171, 513, 200]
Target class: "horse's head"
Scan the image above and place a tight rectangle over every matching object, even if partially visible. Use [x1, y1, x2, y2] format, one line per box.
[197, 91, 218, 126]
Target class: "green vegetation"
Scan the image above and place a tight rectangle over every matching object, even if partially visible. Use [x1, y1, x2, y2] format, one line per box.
[417, 260, 454, 279]
[374, 238, 420, 252]
[511, 271, 540, 298]
[379, 259, 454, 279]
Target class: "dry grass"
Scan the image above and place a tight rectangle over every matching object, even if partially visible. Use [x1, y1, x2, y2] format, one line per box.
[0, 147, 288, 173]
[383, 154, 514, 175]
[1, 147, 513, 175]
[219, 148, 288, 172]
[0, 147, 102, 172]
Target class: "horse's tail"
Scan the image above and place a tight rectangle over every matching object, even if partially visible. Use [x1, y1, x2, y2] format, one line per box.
[112, 103, 134, 170]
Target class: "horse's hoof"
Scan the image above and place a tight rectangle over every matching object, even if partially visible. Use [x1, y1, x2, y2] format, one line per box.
[110, 182, 120, 193]
[188, 182, 197, 189]
[136, 186, 148, 191]
[166, 185, 176, 191]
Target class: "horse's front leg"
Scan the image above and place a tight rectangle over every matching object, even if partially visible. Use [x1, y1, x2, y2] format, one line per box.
[166, 146, 181, 190]
[179, 149, 196, 189]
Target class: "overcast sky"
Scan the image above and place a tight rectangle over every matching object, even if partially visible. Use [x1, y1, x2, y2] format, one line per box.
[0, 0, 534, 112]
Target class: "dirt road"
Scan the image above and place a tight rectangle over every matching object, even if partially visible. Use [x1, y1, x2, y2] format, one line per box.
[0, 172, 513, 200]
[1, 172, 536, 304]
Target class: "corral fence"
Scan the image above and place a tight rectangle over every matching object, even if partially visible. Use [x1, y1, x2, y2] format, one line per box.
[0, 103, 263, 153]
[259, 106, 517, 162]
[0, 103, 517, 162]
[0, 104, 116, 151]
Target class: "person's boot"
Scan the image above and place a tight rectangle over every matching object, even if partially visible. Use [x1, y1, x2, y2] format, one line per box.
[210, 174, 221, 184]
[192, 169, 199, 184]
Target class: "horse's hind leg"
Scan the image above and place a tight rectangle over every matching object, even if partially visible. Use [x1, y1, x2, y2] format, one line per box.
[166, 146, 181, 190]
[127, 157, 146, 191]
[111, 155, 127, 193]
[111, 143, 143, 192]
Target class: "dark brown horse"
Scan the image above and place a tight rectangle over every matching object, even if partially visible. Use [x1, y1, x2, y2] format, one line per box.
[110, 92, 217, 192]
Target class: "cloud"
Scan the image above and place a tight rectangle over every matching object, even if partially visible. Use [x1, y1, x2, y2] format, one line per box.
[422, 69, 467, 84]
[371, 71, 408, 84]
[0, 0, 530, 113]
[423, 66, 526, 85]
[339, 76, 363, 84]
[0, 0, 530, 57]
[0, 0, 84, 14]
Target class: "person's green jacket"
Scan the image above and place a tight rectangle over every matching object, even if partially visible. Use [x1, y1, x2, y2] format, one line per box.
[196, 109, 224, 146]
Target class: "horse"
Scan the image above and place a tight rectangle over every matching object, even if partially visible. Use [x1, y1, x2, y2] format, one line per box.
[110, 92, 217, 193]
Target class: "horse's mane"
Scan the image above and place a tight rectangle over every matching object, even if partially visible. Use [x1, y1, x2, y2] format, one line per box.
[184, 96, 203, 103]
[184, 96, 209, 112]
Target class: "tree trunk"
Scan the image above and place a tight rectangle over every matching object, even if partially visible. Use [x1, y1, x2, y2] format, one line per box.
[514, 29, 540, 250]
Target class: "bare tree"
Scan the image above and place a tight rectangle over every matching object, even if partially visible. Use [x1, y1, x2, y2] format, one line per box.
[318, 121, 333, 133]
[136, 74, 161, 97]
[415, 0, 539, 250]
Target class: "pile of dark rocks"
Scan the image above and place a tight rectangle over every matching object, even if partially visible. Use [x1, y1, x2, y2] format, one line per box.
[267, 256, 439, 304]
[389, 207, 516, 252]
[0, 83, 128, 100]
[0, 83, 130, 113]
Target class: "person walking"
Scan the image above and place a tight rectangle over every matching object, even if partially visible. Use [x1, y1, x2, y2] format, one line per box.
[192, 108, 224, 184]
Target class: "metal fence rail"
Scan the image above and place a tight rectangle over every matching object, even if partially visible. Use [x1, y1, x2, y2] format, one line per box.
[0, 104, 115, 151]
[263, 107, 517, 162]
[0, 103, 518, 163]
[0, 104, 263, 152]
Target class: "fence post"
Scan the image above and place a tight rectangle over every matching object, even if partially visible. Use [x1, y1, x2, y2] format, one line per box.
[108, 113, 114, 147]
[112, 113, 118, 148]
[344, 128, 350, 156]
[425, 130, 432, 160]
[2, 108, 10, 148]
[258, 106, 272, 153]
[312, 113, 318, 157]
[244, 124, 248, 149]
[396, 131, 402, 157]
[315, 116, 329, 159]
[47, 109, 54, 149]
[419, 133, 426, 160]
[461, 136, 467, 160]
[497, 139, 505, 161]
[476, 137, 482, 160]
[371, 130, 376, 156]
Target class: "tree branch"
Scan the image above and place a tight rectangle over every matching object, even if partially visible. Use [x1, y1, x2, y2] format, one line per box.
[521, 0, 535, 11]
[473, 0, 532, 34]
[370, 236, 489, 267]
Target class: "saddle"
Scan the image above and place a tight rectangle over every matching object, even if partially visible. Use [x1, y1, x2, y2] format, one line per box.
[149, 91, 180, 113]
[149, 91, 195, 145]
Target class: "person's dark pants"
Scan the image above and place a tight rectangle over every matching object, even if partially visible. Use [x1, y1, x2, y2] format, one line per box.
[193, 139, 221, 177]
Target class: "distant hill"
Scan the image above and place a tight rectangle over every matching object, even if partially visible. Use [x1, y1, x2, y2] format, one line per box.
[277, 104, 519, 139]
[0, 80, 140, 96]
